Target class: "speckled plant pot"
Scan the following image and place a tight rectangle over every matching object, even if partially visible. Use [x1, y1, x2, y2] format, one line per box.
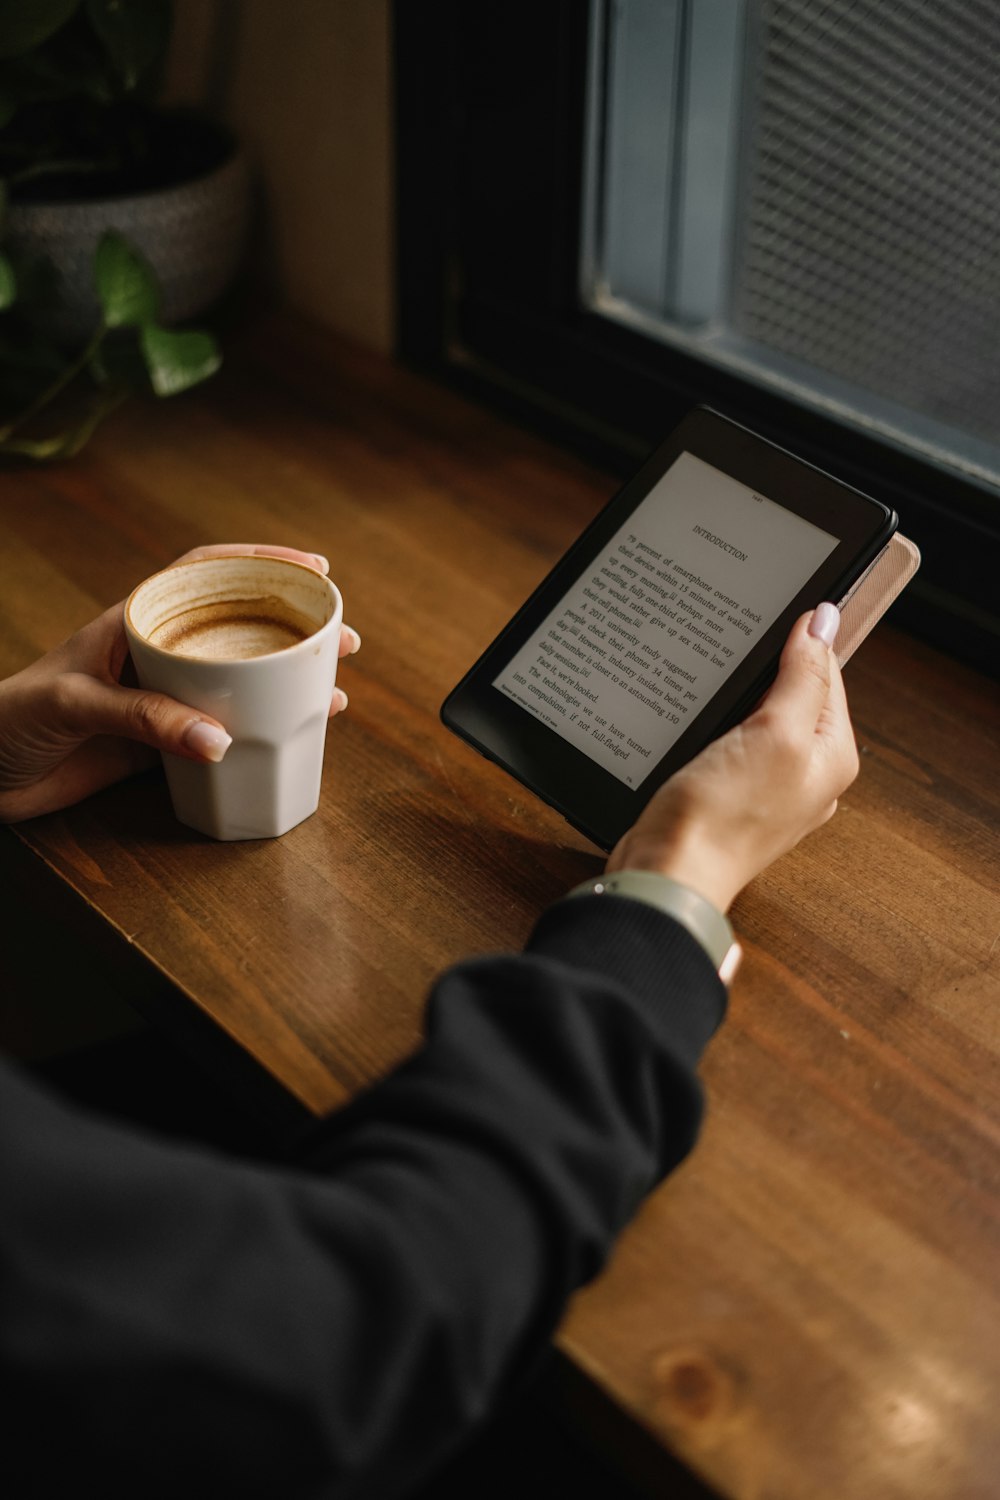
[6, 146, 250, 342]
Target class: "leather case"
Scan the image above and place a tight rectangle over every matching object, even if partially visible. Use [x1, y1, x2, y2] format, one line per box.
[835, 533, 921, 665]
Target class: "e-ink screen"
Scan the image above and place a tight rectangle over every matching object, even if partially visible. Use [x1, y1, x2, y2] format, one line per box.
[492, 452, 838, 786]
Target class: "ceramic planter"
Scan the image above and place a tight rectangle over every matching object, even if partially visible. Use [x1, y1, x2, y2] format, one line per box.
[6, 144, 250, 342]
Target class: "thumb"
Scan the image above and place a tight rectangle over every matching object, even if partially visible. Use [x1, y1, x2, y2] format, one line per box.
[60, 674, 233, 762]
[757, 605, 839, 731]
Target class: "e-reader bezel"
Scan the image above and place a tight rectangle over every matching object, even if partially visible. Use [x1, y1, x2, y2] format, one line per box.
[441, 406, 897, 849]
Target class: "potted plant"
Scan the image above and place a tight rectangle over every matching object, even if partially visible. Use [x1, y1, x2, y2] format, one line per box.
[0, 0, 249, 459]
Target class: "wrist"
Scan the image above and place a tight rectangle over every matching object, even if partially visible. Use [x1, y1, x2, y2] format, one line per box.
[607, 832, 745, 914]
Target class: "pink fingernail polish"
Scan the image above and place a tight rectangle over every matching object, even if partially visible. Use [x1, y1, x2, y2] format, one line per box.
[184, 721, 232, 762]
[345, 627, 361, 653]
[312, 554, 330, 574]
[808, 602, 840, 647]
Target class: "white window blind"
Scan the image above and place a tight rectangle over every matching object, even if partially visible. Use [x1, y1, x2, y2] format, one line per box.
[583, 0, 1000, 489]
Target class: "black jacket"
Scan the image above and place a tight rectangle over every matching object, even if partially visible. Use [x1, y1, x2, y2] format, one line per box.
[1, 894, 726, 1498]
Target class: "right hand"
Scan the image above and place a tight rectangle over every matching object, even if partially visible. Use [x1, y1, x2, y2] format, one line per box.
[606, 605, 859, 912]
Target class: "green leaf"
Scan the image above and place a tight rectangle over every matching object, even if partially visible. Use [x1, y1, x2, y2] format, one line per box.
[0, 0, 80, 61]
[140, 324, 221, 397]
[0, 249, 15, 308]
[0, 383, 126, 460]
[93, 230, 158, 326]
[85, 0, 170, 92]
[0, 429, 76, 459]
[0, 424, 86, 460]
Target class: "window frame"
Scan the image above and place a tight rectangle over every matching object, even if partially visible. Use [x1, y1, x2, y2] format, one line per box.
[394, 0, 1000, 676]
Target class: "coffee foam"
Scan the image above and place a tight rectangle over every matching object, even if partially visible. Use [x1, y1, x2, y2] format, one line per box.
[148, 596, 318, 659]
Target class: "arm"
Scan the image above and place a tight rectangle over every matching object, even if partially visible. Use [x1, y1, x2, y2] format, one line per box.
[2, 900, 719, 1500]
[0, 605, 855, 1498]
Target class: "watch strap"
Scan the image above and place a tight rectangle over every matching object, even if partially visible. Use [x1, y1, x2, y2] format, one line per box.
[564, 870, 742, 984]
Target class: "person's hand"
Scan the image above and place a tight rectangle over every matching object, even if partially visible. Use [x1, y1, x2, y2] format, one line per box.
[606, 605, 859, 912]
[0, 544, 362, 824]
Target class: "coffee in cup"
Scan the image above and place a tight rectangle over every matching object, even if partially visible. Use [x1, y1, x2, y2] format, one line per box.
[145, 596, 320, 660]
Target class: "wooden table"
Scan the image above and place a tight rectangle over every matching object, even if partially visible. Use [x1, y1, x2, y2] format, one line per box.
[2, 315, 998, 1500]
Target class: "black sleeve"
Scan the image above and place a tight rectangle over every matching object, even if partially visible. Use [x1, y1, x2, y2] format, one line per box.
[1, 896, 726, 1500]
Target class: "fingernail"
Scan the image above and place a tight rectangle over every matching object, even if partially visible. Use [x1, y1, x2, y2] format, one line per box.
[312, 554, 330, 574]
[344, 626, 361, 653]
[808, 602, 840, 648]
[334, 687, 349, 711]
[183, 720, 232, 762]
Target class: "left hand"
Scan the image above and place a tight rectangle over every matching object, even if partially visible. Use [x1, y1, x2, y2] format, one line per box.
[0, 544, 361, 824]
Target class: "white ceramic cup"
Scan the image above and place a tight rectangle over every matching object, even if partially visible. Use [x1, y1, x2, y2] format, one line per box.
[125, 555, 343, 840]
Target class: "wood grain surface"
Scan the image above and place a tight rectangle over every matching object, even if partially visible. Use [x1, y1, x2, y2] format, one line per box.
[2, 314, 998, 1500]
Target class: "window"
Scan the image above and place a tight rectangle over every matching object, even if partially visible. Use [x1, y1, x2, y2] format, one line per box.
[395, 0, 1000, 673]
[583, 0, 1000, 493]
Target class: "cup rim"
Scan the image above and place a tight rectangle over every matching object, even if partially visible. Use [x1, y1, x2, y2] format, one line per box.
[124, 555, 343, 664]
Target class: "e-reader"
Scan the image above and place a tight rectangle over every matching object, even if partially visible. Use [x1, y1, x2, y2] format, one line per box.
[442, 407, 906, 850]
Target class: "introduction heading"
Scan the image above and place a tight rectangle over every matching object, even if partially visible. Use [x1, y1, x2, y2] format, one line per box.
[692, 524, 748, 562]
